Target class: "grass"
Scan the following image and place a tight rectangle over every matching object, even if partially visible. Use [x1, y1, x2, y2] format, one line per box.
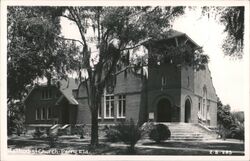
[7, 135, 244, 155]
[142, 141, 244, 151]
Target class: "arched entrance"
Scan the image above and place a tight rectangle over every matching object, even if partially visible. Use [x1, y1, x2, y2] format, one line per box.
[185, 99, 191, 123]
[157, 98, 171, 122]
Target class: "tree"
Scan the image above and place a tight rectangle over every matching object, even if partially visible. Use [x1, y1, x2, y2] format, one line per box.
[7, 6, 81, 134]
[201, 6, 244, 58]
[60, 6, 208, 146]
[217, 98, 244, 140]
[7, 7, 81, 101]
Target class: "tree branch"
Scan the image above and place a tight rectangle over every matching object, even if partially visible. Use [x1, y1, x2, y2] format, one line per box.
[120, 44, 142, 51]
[61, 15, 75, 22]
[57, 36, 85, 47]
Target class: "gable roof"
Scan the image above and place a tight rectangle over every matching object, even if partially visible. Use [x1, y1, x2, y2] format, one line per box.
[144, 29, 201, 49]
[24, 77, 79, 105]
[57, 78, 79, 105]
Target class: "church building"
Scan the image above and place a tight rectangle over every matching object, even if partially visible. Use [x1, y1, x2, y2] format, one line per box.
[75, 30, 218, 128]
[24, 30, 218, 130]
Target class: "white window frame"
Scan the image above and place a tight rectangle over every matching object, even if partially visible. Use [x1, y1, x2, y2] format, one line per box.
[104, 94, 115, 119]
[117, 95, 126, 118]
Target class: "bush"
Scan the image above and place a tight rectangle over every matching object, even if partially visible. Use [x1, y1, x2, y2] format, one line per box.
[116, 119, 142, 154]
[71, 125, 85, 138]
[149, 124, 171, 143]
[57, 128, 67, 136]
[140, 122, 155, 138]
[32, 127, 44, 138]
[229, 123, 244, 141]
[104, 126, 120, 142]
[47, 132, 58, 148]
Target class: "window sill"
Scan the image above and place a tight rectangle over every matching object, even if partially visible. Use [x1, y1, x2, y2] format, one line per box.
[103, 117, 115, 119]
[117, 117, 126, 119]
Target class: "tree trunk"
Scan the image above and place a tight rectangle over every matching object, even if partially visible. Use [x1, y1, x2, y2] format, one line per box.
[90, 103, 99, 146]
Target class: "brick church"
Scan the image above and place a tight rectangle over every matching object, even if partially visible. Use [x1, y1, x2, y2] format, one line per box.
[24, 30, 218, 129]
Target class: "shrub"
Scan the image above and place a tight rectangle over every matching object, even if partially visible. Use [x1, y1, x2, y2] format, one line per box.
[229, 123, 244, 141]
[47, 132, 58, 148]
[32, 127, 44, 138]
[71, 125, 85, 138]
[140, 122, 155, 138]
[104, 126, 120, 142]
[116, 119, 142, 154]
[149, 124, 171, 143]
[57, 128, 67, 136]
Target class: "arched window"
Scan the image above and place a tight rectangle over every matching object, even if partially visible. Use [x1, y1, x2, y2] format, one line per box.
[202, 87, 207, 120]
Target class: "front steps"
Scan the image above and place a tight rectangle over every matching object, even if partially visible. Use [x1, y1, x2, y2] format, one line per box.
[151, 122, 217, 141]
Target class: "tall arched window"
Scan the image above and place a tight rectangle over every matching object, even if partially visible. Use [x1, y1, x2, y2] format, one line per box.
[202, 87, 207, 120]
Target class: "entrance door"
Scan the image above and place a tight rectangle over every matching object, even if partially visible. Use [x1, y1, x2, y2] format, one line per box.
[185, 99, 191, 123]
[157, 99, 171, 122]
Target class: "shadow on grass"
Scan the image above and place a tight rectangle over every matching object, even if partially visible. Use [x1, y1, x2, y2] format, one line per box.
[8, 137, 244, 155]
[142, 141, 244, 151]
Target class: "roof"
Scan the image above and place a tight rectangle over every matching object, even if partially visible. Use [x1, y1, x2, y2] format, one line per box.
[24, 77, 79, 105]
[163, 29, 185, 39]
[58, 78, 79, 105]
[144, 29, 201, 49]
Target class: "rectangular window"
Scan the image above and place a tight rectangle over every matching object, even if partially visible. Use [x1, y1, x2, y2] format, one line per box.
[36, 108, 40, 120]
[41, 89, 52, 99]
[47, 107, 52, 119]
[117, 95, 126, 118]
[41, 107, 46, 120]
[104, 95, 114, 118]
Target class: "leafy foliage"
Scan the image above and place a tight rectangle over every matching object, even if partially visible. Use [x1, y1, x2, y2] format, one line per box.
[220, 7, 244, 58]
[217, 99, 244, 140]
[201, 6, 244, 58]
[32, 127, 44, 138]
[7, 6, 81, 101]
[104, 119, 142, 154]
[7, 101, 25, 136]
[116, 119, 142, 154]
[104, 126, 120, 143]
[7, 7, 81, 136]
[149, 124, 171, 143]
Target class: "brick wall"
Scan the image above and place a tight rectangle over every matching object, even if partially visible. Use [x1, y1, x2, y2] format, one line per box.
[76, 70, 143, 125]
[25, 86, 61, 124]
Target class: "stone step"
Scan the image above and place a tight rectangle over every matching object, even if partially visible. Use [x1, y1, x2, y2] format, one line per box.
[154, 122, 217, 141]
[142, 122, 217, 141]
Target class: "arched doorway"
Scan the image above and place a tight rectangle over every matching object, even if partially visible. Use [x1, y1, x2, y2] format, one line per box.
[157, 98, 171, 122]
[185, 99, 191, 123]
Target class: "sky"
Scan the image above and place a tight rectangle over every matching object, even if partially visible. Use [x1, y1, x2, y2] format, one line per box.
[60, 8, 249, 112]
[173, 8, 249, 112]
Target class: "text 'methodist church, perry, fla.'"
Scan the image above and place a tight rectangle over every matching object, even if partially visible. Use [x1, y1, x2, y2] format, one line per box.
[24, 30, 218, 129]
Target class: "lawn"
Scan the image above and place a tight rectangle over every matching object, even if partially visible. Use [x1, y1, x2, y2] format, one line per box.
[7, 135, 244, 155]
